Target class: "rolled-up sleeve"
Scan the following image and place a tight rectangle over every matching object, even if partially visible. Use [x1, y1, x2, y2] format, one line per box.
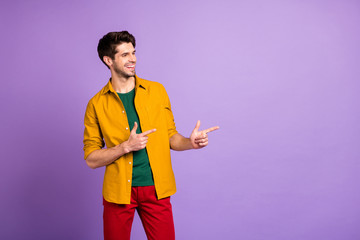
[161, 86, 178, 139]
[83, 100, 104, 159]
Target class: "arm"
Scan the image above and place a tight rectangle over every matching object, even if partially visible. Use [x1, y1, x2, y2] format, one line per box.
[169, 133, 193, 151]
[85, 143, 129, 169]
[170, 120, 219, 151]
[86, 122, 156, 169]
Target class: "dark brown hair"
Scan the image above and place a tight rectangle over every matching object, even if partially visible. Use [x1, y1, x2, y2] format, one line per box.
[97, 31, 136, 68]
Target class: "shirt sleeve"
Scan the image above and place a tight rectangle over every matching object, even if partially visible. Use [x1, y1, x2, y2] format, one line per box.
[83, 100, 105, 159]
[161, 85, 178, 139]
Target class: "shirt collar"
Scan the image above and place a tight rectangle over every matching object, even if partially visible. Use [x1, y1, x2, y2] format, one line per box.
[101, 75, 147, 95]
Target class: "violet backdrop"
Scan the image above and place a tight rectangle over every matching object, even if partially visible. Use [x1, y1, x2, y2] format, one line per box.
[1, 0, 359, 239]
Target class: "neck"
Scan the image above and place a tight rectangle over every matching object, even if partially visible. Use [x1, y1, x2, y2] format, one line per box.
[111, 73, 136, 93]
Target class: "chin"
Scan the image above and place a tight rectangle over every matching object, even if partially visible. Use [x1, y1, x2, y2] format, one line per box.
[122, 73, 135, 78]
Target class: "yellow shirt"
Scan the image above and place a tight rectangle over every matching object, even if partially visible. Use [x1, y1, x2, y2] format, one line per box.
[83, 76, 178, 204]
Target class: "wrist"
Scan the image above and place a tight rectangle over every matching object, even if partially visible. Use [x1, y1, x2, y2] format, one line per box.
[121, 141, 131, 154]
[115, 141, 130, 155]
[188, 138, 195, 149]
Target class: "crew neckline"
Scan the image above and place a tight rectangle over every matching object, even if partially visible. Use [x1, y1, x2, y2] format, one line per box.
[117, 88, 135, 95]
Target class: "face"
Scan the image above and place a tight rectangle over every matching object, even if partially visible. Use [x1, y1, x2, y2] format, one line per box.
[109, 42, 136, 78]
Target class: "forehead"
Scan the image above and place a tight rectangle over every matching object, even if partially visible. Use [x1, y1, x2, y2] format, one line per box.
[115, 42, 135, 54]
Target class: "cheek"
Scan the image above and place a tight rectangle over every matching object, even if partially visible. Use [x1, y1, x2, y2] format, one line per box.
[123, 58, 130, 65]
[115, 60, 125, 67]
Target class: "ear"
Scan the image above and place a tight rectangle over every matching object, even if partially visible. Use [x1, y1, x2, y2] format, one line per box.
[103, 56, 113, 68]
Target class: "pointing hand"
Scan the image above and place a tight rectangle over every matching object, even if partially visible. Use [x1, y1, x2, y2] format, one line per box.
[190, 120, 219, 149]
[124, 122, 156, 152]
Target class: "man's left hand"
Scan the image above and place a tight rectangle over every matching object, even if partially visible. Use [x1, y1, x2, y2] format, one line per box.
[190, 120, 219, 149]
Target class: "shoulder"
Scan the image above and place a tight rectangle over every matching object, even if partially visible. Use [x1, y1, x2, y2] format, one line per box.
[137, 76, 165, 90]
[137, 77, 171, 106]
[137, 76, 168, 96]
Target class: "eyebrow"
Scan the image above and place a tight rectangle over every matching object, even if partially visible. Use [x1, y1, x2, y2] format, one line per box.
[120, 50, 136, 55]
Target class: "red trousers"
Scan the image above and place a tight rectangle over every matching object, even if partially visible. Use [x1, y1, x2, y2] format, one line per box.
[103, 185, 175, 240]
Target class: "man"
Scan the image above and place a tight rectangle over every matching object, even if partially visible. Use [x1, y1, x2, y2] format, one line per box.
[83, 31, 219, 240]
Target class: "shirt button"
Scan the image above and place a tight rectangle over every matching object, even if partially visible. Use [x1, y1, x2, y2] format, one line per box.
[122, 111, 125, 113]
[126, 127, 128, 130]
[129, 162, 132, 164]
[128, 180, 130, 182]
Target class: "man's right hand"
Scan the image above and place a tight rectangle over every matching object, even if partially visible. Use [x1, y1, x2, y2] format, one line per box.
[85, 122, 156, 169]
[123, 122, 156, 153]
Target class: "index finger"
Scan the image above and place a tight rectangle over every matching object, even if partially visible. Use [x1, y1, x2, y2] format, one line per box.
[141, 128, 157, 136]
[203, 126, 220, 134]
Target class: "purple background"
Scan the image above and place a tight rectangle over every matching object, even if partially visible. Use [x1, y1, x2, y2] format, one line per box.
[1, 0, 360, 239]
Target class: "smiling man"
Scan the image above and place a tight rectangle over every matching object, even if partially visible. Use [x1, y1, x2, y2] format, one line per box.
[83, 31, 219, 240]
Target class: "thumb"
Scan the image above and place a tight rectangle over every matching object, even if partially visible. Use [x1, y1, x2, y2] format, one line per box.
[131, 122, 138, 134]
[194, 120, 200, 132]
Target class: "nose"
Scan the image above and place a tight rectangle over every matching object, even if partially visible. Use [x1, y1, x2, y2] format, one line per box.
[130, 54, 136, 62]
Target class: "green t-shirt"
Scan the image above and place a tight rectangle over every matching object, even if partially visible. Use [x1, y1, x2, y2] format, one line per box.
[117, 89, 154, 186]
